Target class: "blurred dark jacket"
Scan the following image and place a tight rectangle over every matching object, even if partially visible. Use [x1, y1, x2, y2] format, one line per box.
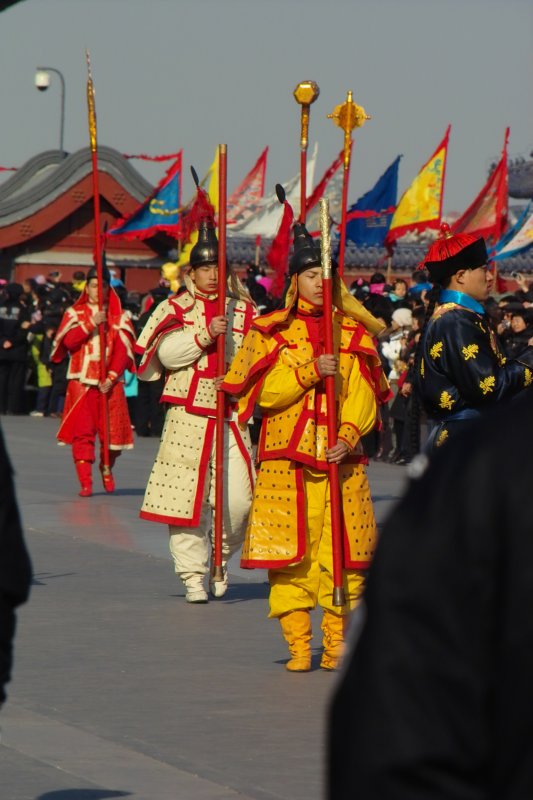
[329, 388, 533, 799]
[0, 425, 32, 705]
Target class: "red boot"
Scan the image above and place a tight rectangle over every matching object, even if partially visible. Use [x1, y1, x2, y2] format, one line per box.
[99, 462, 115, 493]
[75, 460, 93, 497]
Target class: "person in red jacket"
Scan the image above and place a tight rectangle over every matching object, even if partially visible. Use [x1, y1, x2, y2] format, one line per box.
[51, 266, 135, 496]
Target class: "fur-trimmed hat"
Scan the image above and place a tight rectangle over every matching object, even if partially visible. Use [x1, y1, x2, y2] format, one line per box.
[422, 223, 487, 284]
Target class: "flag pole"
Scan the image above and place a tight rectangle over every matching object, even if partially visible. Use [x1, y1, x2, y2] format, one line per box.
[213, 143, 228, 584]
[328, 91, 370, 277]
[294, 81, 320, 224]
[255, 147, 268, 268]
[319, 197, 345, 608]
[85, 51, 110, 472]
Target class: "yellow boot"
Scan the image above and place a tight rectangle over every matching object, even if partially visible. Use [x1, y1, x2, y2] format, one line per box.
[279, 610, 312, 672]
[320, 610, 349, 671]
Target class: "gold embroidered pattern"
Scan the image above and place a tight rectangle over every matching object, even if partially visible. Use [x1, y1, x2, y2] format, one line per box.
[498, 353, 507, 366]
[439, 391, 455, 410]
[436, 428, 449, 447]
[462, 344, 479, 361]
[479, 375, 496, 395]
[430, 341, 443, 359]
[525, 367, 533, 387]
[420, 359, 425, 377]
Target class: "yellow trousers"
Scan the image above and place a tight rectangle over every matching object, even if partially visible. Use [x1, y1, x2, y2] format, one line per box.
[268, 467, 366, 618]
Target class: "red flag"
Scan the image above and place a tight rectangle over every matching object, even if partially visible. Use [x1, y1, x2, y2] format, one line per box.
[227, 147, 268, 226]
[452, 128, 509, 244]
[305, 151, 343, 215]
[266, 198, 294, 298]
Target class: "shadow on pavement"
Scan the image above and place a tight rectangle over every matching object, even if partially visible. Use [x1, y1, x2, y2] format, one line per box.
[37, 792, 130, 799]
[168, 580, 269, 603]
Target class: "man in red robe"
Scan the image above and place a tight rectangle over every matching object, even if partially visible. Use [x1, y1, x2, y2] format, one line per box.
[51, 266, 135, 496]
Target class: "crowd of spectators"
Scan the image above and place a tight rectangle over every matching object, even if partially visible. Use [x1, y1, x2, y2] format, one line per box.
[1, 264, 531, 463]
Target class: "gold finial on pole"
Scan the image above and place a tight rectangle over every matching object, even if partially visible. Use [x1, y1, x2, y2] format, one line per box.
[294, 81, 320, 223]
[328, 90, 370, 169]
[85, 49, 97, 153]
[293, 80, 320, 151]
[327, 90, 371, 275]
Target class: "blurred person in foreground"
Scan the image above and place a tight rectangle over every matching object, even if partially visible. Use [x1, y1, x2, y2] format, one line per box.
[0, 425, 32, 708]
[50, 266, 135, 497]
[329, 386, 533, 800]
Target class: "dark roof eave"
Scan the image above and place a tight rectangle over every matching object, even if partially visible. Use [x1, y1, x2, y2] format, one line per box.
[0, 146, 154, 223]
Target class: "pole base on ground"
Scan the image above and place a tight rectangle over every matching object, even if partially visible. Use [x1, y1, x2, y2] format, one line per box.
[212, 565, 224, 582]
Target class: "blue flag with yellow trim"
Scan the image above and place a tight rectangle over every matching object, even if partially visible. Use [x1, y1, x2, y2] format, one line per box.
[107, 153, 182, 240]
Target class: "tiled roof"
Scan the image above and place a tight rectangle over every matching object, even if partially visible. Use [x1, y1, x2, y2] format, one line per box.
[0, 147, 152, 226]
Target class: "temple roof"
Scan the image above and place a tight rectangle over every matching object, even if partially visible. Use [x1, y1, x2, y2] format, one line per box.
[0, 146, 152, 227]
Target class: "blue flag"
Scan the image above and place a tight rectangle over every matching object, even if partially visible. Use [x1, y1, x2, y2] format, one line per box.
[345, 156, 401, 247]
[107, 153, 182, 241]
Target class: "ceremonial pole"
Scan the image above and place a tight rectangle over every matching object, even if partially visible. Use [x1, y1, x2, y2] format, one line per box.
[85, 51, 110, 471]
[319, 197, 345, 608]
[294, 81, 320, 224]
[328, 91, 370, 276]
[213, 143, 228, 584]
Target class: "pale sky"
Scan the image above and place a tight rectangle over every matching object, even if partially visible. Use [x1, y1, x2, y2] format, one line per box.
[1, 0, 531, 214]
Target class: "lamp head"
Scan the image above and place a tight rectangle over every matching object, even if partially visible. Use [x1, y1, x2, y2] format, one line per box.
[35, 70, 50, 91]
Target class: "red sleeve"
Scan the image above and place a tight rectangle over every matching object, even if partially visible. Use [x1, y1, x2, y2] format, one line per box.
[107, 335, 130, 378]
[397, 370, 408, 389]
[62, 325, 92, 352]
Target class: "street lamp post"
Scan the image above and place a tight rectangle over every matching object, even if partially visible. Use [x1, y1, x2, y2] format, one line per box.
[35, 67, 66, 157]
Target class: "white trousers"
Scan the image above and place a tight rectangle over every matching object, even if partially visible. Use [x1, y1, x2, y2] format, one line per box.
[169, 425, 253, 583]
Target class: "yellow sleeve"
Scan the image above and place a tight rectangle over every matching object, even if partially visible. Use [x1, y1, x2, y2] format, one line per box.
[337, 356, 377, 450]
[257, 356, 322, 410]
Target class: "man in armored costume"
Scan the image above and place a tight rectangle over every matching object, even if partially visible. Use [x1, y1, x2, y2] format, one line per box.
[136, 218, 256, 603]
[222, 223, 390, 670]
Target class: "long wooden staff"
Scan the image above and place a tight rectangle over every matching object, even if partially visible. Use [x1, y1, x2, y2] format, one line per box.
[319, 197, 345, 608]
[293, 81, 320, 224]
[212, 143, 228, 583]
[328, 91, 370, 277]
[86, 51, 110, 471]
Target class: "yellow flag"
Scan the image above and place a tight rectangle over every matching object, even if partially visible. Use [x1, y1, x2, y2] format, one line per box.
[177, 149, 219, 268]
[386, 126, 450, 245]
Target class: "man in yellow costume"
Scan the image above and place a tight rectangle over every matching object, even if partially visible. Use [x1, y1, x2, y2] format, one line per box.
[222, 223, 390, 671]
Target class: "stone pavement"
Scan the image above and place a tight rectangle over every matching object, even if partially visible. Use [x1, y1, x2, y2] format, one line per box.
[0, 416, 407, 800]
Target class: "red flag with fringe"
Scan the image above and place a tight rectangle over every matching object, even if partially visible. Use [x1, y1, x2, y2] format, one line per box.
[227, 147, 268, 226]
[452, 128, 509, 245]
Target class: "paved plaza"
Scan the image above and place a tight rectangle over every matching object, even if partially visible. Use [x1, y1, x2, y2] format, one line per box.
[1, 416, 406, 800]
